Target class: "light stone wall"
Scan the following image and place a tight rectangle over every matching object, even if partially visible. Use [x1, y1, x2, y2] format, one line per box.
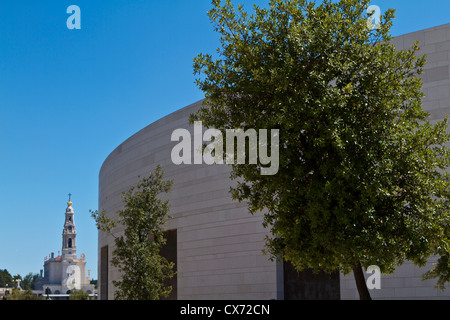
[341, 257, 449, 300]
[98, 100, 280, 300]
[45, 260, 62, 285]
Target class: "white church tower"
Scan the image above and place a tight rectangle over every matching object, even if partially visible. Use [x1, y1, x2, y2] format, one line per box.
[61, 194, 82, 292]
[62, 195, 77, 259]
[34, 195, 96, 297]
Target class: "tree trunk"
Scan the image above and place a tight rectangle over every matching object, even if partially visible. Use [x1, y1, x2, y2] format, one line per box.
[353, 262, 372, 300]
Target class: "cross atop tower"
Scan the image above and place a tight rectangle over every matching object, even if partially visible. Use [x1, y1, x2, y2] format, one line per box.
[67, 193, 73, 207]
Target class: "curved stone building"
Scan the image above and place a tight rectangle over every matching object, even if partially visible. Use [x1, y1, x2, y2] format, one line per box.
[98, 100, 283, 300]
[98, 23, 450, 300]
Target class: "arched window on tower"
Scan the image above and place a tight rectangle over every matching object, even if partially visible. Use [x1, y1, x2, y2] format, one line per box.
[68, 238, 72, 248]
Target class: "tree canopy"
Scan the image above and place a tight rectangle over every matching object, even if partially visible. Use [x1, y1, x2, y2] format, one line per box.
[192, 0, 450, 298]
[0, 269, 14, 287]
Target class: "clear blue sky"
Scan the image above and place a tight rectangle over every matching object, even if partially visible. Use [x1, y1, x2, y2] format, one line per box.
[0, 0, 449, 280]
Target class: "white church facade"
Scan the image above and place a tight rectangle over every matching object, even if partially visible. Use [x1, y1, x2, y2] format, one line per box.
[34, 198, 95, 298]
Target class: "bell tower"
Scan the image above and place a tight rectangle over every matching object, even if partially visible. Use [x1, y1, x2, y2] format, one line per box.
[62, 193, 77, 259]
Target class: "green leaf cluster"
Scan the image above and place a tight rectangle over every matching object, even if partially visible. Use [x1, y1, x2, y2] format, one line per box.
[69, 289, 90, 300]
[6, 289, 44, 300]
[0, 269, 14, 287]
[192, 0, 450, 288]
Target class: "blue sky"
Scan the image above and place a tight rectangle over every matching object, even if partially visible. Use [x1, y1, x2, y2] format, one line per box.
[0, 0, 449, 280]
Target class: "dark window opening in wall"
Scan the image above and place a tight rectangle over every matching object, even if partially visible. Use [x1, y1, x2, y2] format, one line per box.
[283, 260, 340, 300]
[160, 229, 177, 300]
[68, 238, 72, 248]
[100, 245, 109, 300]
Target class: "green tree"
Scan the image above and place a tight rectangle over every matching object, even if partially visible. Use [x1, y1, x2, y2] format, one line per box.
[21, 273, 39, 291]
[0, 269, 13, 287]
[92, 165, 176, 300]
[192, 0, 450, 299]
[7, 289, 44, 300]
[90, 279, 98, 288]
[69, 289, 90, 300]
